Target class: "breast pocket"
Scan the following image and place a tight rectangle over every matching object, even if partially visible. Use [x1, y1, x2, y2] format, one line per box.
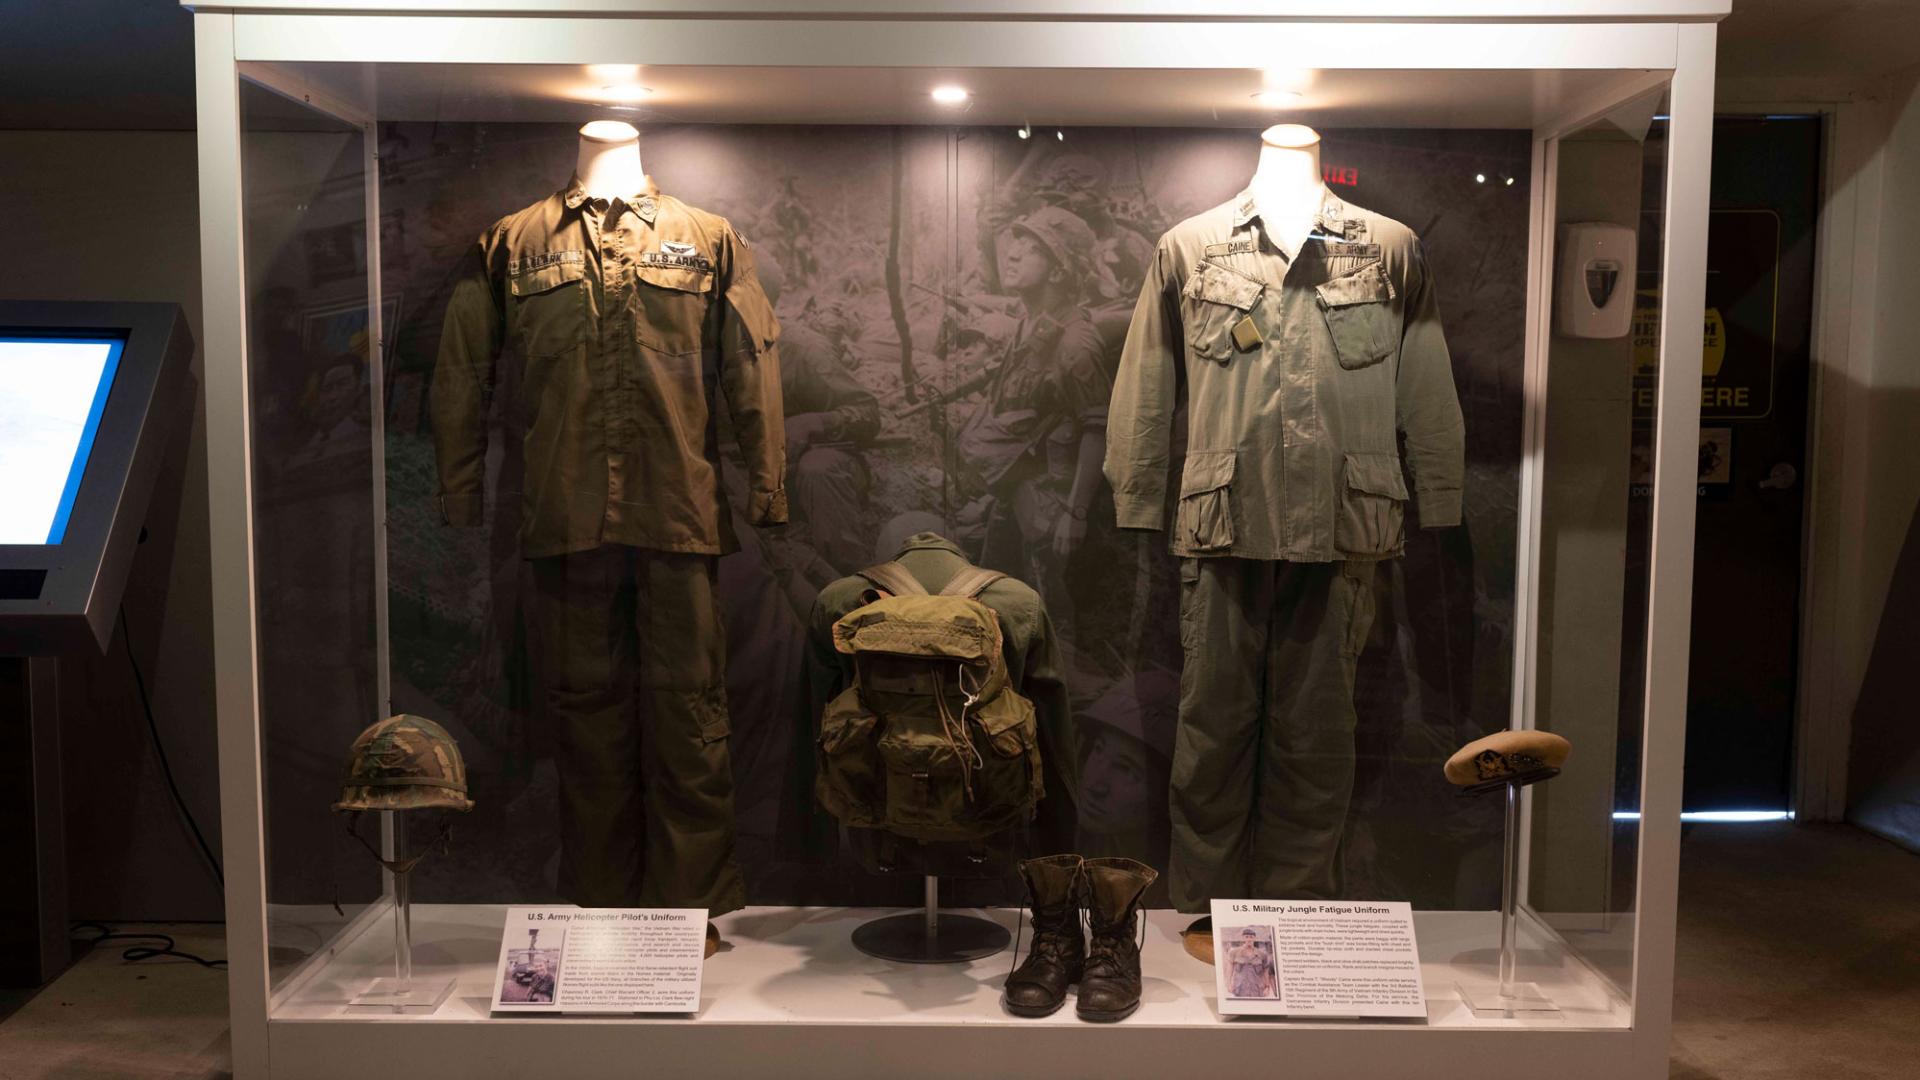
[634, 262, 713, 356]
[508, 254, 588, 358]
[1181, 261, 1264, 364]
[1315, 261, 1397, 370]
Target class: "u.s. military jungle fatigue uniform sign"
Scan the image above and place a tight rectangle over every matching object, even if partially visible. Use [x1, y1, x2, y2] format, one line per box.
[431, 176, 787, 915]
[1103, 189, 1465, 912]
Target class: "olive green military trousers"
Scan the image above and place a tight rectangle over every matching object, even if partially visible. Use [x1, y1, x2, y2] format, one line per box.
[1169, 557, 1376, 912]
[531, 545, 746, 915]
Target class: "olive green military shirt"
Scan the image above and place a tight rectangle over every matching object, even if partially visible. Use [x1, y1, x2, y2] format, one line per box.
[1104, 189, 1464, 561]
[431, 175, 787, 559]
[787, 533, 1080, 869]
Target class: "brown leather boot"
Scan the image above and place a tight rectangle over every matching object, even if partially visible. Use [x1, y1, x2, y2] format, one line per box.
[1077, 857, 1158, 1023]
[1003, 854, 1085, 1017]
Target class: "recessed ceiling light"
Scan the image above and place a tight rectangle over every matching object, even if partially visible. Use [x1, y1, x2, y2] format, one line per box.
[597, 83, 653, 103]
[1475, 173, 1487, 183]
[1016, 125, 1032, 139]
[586, 64, 640, 83]
[1252, 90, 1303, 107]
[931, 85, 971, 106]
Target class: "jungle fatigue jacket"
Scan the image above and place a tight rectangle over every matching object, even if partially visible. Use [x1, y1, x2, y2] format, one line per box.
[1104, 189, 1464, 562]
[431, 176, 787, 559]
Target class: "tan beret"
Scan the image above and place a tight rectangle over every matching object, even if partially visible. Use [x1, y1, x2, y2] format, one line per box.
[1444, 730, 1571, 787]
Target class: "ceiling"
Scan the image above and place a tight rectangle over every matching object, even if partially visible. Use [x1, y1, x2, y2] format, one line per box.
[1, 0, 1917, 132]
[1716, 0, 1920, 84]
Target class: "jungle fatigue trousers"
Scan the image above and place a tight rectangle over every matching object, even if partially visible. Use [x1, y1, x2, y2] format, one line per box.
[531, 545, 746, 915]
[1170, 556, 1376, 911]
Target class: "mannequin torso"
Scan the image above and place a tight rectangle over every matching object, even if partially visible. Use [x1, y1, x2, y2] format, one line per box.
[1247, 124, 1328, 259]
[576, 120, 646, 198]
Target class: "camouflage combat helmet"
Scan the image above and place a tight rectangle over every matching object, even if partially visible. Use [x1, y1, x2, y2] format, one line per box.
[1007, 205, 1096, 281]
[333, 714, 475, 813]
[1034, 153, 1107, 205]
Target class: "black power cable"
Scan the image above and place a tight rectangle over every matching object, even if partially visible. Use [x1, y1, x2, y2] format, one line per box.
[70, 922, 225, 969]
[119, 602, 225, 890]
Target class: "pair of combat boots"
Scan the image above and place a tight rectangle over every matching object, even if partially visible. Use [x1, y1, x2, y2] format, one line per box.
[1003, 855, 1158, 1023]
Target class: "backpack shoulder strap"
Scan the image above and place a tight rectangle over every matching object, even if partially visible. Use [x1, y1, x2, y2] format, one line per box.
[855, 561, 927, 598]
[938, 566, 1005, 600]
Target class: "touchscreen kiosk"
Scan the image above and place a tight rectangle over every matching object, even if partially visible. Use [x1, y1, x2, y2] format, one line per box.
[0, 301, 192, 987]
[0, 302, 195, 655]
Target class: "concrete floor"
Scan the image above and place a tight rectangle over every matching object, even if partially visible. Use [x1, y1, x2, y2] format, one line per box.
[1669, 822, 1920, 1080]
[0, 923, 228, 1080]
[0, 822, 1910, 1078]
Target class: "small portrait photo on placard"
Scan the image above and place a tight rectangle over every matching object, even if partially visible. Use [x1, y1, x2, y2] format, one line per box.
[498, 924, 565, 1005]
[1221, 924, 1280, 1001]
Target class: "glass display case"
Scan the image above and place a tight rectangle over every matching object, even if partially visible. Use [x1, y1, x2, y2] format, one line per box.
[190, 3, 1722, 1077]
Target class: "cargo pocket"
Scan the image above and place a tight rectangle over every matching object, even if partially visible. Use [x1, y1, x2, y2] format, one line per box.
[876, 718, 965, 839]
[1339, 560, 1378, 659]
[1335, 452, 1409, 558]
[1175, 450, 1237, 553]
[509, 253, 587, 358]
[1315, 261, 1396, 370]
[816, 688, 883, 826]
[635, 261, 713, 356]
[1181, 261, 1264, 363]
[971, 692, 1041, 831]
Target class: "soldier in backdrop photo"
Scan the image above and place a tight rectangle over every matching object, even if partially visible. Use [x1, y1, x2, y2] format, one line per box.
[755, 248, 882, 579]
[1074, 669, 1176, 907]
[954, 205, 1111, 647]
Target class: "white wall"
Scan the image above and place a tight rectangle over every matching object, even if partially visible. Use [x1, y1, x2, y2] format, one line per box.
[0, 130, 223, 920]
[1850, 71, 1920, 665]
[1835, 69, 1920, 845]
[1722, 64, 1920, 834]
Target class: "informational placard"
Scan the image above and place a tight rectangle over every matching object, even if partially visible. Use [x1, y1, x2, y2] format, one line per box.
[491, 907, 707, 1014]
[1210, 899, 1426, 1018]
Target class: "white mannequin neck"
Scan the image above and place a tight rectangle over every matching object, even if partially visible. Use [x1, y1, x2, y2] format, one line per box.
[1249, 124, 1328, 256]
[576, 120, 645, 198]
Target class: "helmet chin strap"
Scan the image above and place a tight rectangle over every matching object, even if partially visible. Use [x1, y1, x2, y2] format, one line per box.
[343, 811, 455, 876]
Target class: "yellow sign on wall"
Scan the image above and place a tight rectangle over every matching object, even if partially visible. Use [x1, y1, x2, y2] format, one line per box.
[1633, 290, 1726, 377]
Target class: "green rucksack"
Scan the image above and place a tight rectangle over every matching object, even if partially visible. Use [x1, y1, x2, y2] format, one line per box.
[816, 562, 1044, 842]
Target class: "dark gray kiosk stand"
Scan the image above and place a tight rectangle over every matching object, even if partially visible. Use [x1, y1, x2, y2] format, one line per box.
[0, 301, 196, 986]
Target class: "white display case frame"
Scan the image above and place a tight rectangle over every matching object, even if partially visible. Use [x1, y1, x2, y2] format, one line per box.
[187, 3, 1721, 1077]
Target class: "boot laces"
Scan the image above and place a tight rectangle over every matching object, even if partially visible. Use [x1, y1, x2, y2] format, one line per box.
[1006, 901, 1077, 983]
[1082, 909, 1143, 979]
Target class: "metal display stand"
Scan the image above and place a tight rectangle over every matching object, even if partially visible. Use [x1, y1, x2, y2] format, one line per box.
[348, 812, 454, 1012]
[1458, 769, 1564, 1016]
[850, 876, 1010, 964]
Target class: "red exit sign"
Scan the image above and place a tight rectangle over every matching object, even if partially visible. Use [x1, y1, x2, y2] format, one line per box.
[1324, 165, 1358, 187]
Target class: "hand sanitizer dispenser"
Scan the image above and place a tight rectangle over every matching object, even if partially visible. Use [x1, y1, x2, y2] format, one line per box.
[1556, 222, 1637, 339]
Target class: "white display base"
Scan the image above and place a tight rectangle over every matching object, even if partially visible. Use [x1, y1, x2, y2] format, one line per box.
[1456, 979, 1560, 1015]
[348, 976, 455, 1013]
[264, 903, 1634, 1080]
